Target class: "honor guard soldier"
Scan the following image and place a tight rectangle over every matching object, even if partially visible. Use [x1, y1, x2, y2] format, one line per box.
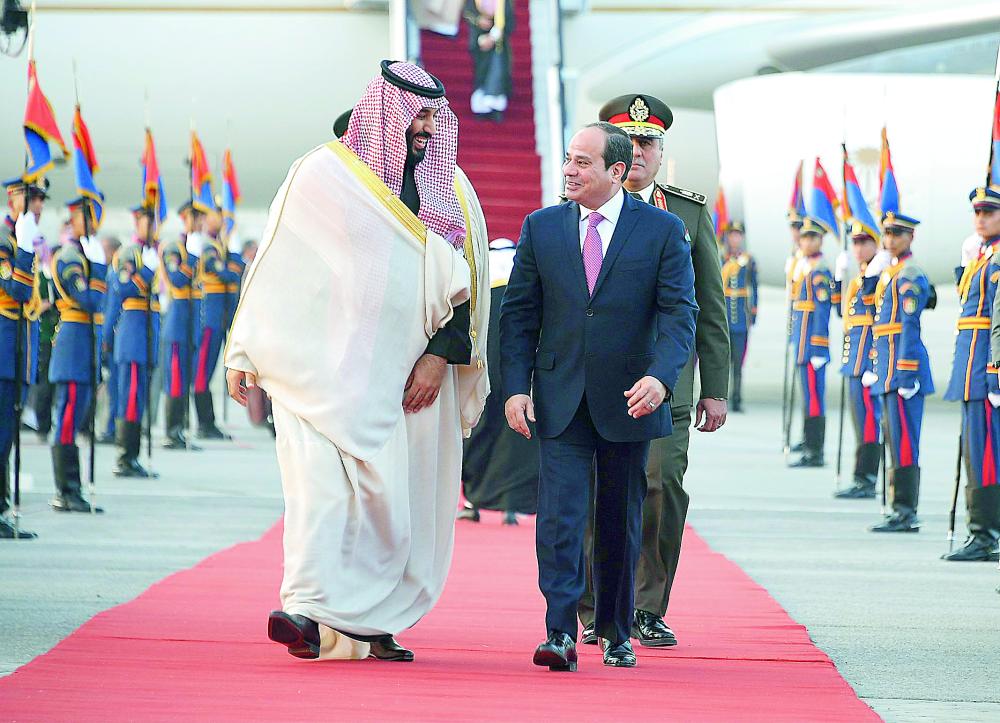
[788, 216, 833, 467]
[942, 186, 1000, 561]
[577, 94, 729, 649]
[192, 205, 240, 439]
[103, 205, 160, 477]
[866, 212, 933, 533]
[48, 196, 107, 513]
[159, 201, 203, 449]
[720, 221, 757, 412]
[832, 223, 890, 498]
[0, 177, 45, 538]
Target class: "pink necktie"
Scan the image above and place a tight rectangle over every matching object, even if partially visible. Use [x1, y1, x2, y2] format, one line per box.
[583, 211, 604, 295]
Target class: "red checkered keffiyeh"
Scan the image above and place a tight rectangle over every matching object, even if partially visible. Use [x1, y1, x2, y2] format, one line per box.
[342, 62, 465, 247]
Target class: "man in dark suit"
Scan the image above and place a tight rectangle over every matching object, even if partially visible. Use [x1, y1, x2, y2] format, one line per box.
[500, 122, 698, 671]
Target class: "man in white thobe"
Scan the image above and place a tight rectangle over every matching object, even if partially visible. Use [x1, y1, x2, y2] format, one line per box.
[225, 61, 489, 662]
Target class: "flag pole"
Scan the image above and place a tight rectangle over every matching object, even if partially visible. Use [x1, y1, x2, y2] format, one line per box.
[186, 116, 197, 446]
[143, 92, 156, 470]
[834, 142, 849, 494]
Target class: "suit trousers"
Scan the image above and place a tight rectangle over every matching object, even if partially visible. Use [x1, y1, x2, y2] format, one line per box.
[579, 405, 691, 626]
[537, 395, 649, 645]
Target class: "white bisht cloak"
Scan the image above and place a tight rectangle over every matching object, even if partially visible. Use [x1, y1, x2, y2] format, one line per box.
[225, 140, 490, 658]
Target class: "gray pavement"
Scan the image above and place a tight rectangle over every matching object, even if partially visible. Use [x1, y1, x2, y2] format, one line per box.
[2, 286, 999, 723]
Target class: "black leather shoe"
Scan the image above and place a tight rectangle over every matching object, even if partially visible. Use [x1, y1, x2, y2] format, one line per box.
[533, 631, 577, 672]
[632, 609, 677, 647]
[0, 516, 37, 539]
[267, 610, 320, 659]
[941, 535, 1000, 562]
[601, 638, 637, 667]
[369, 634, 414, 662]
[502, 510, 518, 526]
[870, 513, 919, 533]
[51, 493, 104, 514]
[456, 506, 480, 522]
[581, 623, 597, 645]
[197, 425, 232, 441]
[789, 453, 824, 468]
[834, 481, 877, 499]
[790, 441, 805, 453]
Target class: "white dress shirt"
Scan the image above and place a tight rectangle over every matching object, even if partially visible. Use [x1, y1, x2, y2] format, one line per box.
[578, 188, 625, 258]
[631, 182, 655, 204]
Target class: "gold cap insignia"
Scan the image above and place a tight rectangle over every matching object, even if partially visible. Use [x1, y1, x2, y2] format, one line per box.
[629, 97, 650, 123]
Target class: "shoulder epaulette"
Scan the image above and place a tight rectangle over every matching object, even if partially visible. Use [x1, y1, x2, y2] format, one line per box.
[659, 183, 706, 206]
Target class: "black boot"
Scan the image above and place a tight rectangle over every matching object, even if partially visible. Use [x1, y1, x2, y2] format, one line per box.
[0, 461, 37, 539]
[50, 444, 103, 513]
[942, 486, 1000, 561]
[790, 416, 825, 468]
[835, 442, 880, 498]
[114, 421, 155, 478]
[731, 365, 743, 412]
[871, 465, 918, 532]
[163, 396, 199, 450]
[195, 391, 230, 440]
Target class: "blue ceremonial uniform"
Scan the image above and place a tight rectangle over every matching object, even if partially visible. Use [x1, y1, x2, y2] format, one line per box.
[869, 251, 933, 520]
[101, 264, 119, 440]
[225, 250, 244, 331]
[0, 217, 40, 515]
[943, 233, 1000, 557]
[721, 251, 756, 411]
[790, 253, 832, 420]
[159, 235, 199, 447]
[833, 268, 883, 495]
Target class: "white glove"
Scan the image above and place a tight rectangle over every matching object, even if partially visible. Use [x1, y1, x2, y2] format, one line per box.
[898, 382, 920, 400]
[185, 232, 205, 257]
[141, 246, 160, 273]
[834, 251, 849, 282]
[865, 250, 891, 278]
[861, 371, 878, 388]
[810, 356, 827, 370]
[14, 211, 38, 253]
[988, 393, 1000, 409]
[82, 236, 106, 265]
[961, 234, 982, 267]
[227, 229, 242, 255]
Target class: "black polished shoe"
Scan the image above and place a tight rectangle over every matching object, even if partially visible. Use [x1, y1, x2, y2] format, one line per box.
[790, 440, 805, 453]
[870, 513, 919, 533]
[834, 480, 877, 499]
[50, 493, 104, 514]
[197, 424, 232, 441]
[0, 516, 37, 539]
[789, 452, 824, 468]
[581, 623, 597, 645]
[267, 610, 320, 659]
[631, 609, 677, 647]
[601, 638, 637, 667]
[941, 535, 1000, 562]
[369, 634, 414, 662]
[502, 510, 518, 526]
[114, 458, 159, 479]
[533, 631, 577, 672]
[456, 505, 480, 522]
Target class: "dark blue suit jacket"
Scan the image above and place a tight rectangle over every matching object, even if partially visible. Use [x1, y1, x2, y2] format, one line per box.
[499, 192, 698, 443]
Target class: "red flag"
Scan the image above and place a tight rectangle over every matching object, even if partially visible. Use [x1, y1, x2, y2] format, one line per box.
[223, 149, 241, 205]
[713, 186, 729, 240]
[72, 106, 99, 174]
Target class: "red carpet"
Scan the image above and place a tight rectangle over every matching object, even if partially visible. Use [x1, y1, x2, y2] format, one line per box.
[1, 513, 877, 722]
[421, 1, 542, 243]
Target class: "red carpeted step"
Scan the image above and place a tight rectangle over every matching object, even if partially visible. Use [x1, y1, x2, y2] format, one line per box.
[0, 517, 880, 721]
[421, 0, 542, 242]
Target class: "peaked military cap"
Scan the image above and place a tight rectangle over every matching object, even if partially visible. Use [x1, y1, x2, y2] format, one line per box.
[969, 185, 1000, 210]
[881, 211, 920, 232]
[849, 220, 877, 241]
[4, 176, 49, 199]
[725, 220, 745, 233]
[599, 94, 674, 138]
[130, 203, 155, 217]
[799, 215, 831, 237]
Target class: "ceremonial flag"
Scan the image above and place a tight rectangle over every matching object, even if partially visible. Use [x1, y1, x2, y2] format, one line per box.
[842, 150, 879, 240]
[712, 185, 729, 240]
[810, 157, 839, 237]
[788, 160, 806, 222]
[23, 60, 68, 182]
[988, 89, 1000, 188]
[190, 130, 213, 213]
[221, 148, 240, 237]
[72, 105, 103, 228]
[141, 129, 168, 226]
[879, 126, 899, 215]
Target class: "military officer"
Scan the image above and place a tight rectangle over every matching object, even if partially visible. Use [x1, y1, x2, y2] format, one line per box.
[104, 205, 160, 477]
[576, 94, 729, 649]
[942, 186, 1000, 560]
[191, 205, 240, 439]
[720, 221, 757, 412]
[788, 217, 833, 467]
[784, 208, 806, 453]
[159, 201, 203, 450]
[865, 212, 933, 533]
[48, 196, 107, 513]
[0, 177, 45, 538]
[832, 223, 890, 498]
